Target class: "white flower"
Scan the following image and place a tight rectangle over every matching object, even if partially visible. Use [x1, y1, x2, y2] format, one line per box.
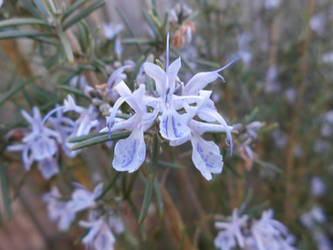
[322, 52, 333, 64]
[67, 183, 103, 213]
[103, 33, 234, 180]
[265, 66, 281, 94]
[264, 0, 281, 10]
[103, 23, 123, 40]
[251, 209, 297, 250]
[237, 33, 252, 68]
[79, 213, 123, 250]
[301, 206, 326, 228]
[43, 187, 76, 231]
[7, 107, 60, 179]
[102, 81, 158, 173]
[311, 177, 325, 197]
[49, 96, 99, 157]
[310, 13, 326, 35]
[214, 209, 248, 250]
[313, 230, 332, 250]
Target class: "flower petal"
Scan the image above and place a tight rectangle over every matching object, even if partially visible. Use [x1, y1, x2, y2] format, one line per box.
[159, 108, 191, 143]
[32, 136, 57, 160]
[191, 134, 223, 181]
[22, 146, 34, 171]
[167, 57, 181, 93]
[37, 158, 59, 179]
[94, 224, 115, 250]
[183, 70, 222, 95]
[112, 128, 146, 173]
[143, 62, 166, 96]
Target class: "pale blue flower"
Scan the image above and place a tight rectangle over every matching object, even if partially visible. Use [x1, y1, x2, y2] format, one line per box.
[67, 183, 103, 213]
[79, 212, 124, 250]
[7, 107, 60, 179]
[214, 209, 248, 250]
[301, 206, 326, 228]
[49, 95, 99, 157]
[264, 0, 281, 10]
[103, 23, 123, 40]
[43, 187, 76, 231]
[102, 33, 234, 180]
[251, 209, 297, 250]
[102, 81, 158, 173]
[311, 177, 326, 197]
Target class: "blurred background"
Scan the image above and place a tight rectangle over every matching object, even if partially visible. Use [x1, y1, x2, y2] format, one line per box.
[0, 0, 332, 249]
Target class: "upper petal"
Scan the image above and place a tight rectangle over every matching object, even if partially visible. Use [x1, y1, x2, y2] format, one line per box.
[167, 57, 181, 93]
[183, 58, 237, 95]
[183, 70, 221, 95]
[143, 62, 166, 96]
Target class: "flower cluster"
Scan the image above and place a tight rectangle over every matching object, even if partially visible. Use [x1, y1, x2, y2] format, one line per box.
[7, 96, 99, 179]
[43, 183, 123, 250]
[214, 209, 297, 250]
[101, 34, 235, 180]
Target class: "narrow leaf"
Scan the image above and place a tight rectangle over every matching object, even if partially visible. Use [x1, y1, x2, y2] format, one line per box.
[0, 30, 54, 40]
[63, 0, 105, 30]
[68, 132, 108, 143]
[0, 18, 51, 29]
[138, 181, 153, 224]
[0, 164, 11, 219]
[158, 160, 183, 169]
[97, 172, 121, 200]
[0, 79, 31, 106]
[72, 131, 130, 150]
[58, 30, 74, 63]
[153, 179, 164, 216]
[61, 0, 89, 22]
[57, 85, 89, 99]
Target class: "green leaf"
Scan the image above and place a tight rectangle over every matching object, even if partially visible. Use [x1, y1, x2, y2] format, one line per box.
[61, 0, 90, 22]
[153, 179, 164, 216]
[257, 123, 279, 136]
[72, 131, 130, 150]
[63, 0, 105, 30]
[142, 10, 162, 41]
[122, 38, 158, 45]
[148, 134, 159, 182]
[33, 0, 51, 18]
[0, 18, 51, 29]
[21, 0, 42, 18]
[97, 172, 121, 200]
[57, 85, 89, 99]
[116, 6, 142, 53]
[254, 159, 282, 173]
[158, 160, 184, 169]
[74, 229, 89, 245]
[0, 79, 32, 106]
[129, 55, 146, 90]
[138, 181, 153, 224]
[68, 132, 108, 143]
[0, 164, 11, 219]
[0, 30, 54, 40]
[124, 171, 139, 199]
[58, 30, 74, 63]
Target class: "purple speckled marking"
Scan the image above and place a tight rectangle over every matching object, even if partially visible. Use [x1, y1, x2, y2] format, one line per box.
[196, 142, 214, 169]
[121, 140, 136, 168]
[171, 115, 181, 138]
[164, 116, 169, 137]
